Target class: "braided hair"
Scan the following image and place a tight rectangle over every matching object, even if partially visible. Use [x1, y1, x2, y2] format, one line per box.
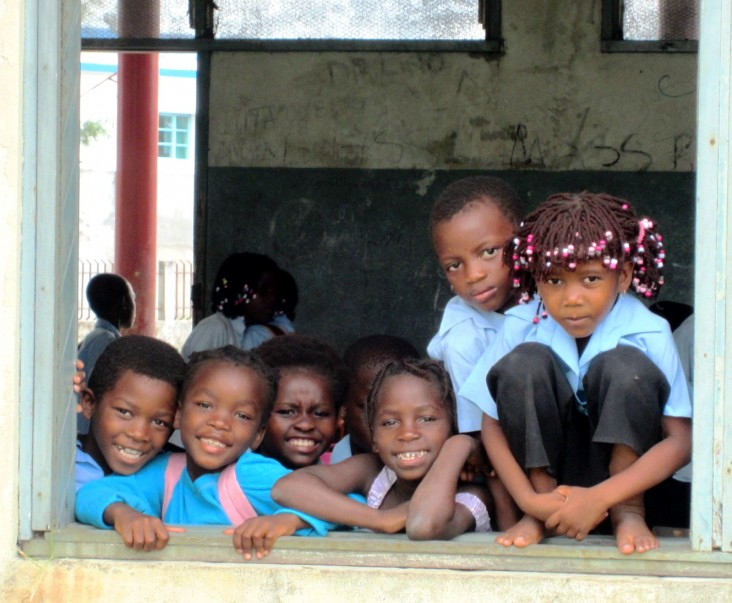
[211, 252, 279, 318]
[364, 358, 457, 438]
[507, 192, 666, 301]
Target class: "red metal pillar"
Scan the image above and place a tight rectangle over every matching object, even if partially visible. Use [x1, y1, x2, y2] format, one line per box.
[114, 1, 160, 336]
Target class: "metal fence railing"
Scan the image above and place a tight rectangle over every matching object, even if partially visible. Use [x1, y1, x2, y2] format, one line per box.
[78, 259, 193, 322]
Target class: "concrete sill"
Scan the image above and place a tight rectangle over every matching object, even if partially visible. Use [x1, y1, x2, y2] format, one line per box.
[20, 523, 732, 578]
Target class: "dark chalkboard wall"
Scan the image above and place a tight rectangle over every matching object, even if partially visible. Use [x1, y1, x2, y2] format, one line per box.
[204, 168, 695, 353]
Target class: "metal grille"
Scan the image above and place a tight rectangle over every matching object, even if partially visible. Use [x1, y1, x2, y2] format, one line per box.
[82, 0, 194, 39]
[623, 0, 699, 41]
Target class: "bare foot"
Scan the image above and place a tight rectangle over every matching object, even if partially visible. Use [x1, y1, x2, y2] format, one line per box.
[496, 514, 545, 548]
[611, 505, 658, 555]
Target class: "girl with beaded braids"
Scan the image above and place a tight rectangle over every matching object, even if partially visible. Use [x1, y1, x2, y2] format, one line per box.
[181, 252, 279, 361]
[461, 192, 691, 554]
[272, 359, 492, 540]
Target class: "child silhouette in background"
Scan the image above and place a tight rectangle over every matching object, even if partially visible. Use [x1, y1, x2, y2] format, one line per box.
[77, 272, 136, 433]
[76, 346, 332, 559]
[256, 335, 348, 468]
[242, 267, 299, 349]
[273, 359, 491, 540]
[181, 252, 278, 361]
[461, 192, 691, 554]
[76, 335, 186, 491]
[331, 334, 419, 463]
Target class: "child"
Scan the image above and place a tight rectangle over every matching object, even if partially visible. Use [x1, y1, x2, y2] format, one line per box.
[461, 192, 692, 554]
[272, 359, 491, 540]
[241, 267, 299, 349]
[427, 176, 523, 434]
[181, 252, 279, 361]
[256, 334, 348, 469]
[76, 335, 186, 491]
[77, 272, 136, 433]
[76, 346, 332, 558]
[330, 334, 419, 463]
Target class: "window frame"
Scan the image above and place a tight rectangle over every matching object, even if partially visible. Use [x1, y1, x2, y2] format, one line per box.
[601, 0, 698, 53]
[17, 0, 732, 572]
[158, 113, 193, 160]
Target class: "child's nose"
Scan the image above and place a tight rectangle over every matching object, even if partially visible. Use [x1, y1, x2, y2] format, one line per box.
[397, 422, 419, 440]
[208, 410, 231, 430]
[293, 413, 315, 431]
[127, 419, 150, 442]
[465, 259, 486, 283]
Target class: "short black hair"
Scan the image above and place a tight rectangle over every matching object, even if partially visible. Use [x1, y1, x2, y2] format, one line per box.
[86, 273, 132, 320]
[343, 334, 419, 379]
[274, 268, 299, 321]
[87, 335, 186, 402]
[182, 346, 278, 426]
[257, 335, 349, 410]
[430, 176, 523, 231]
[364, 358, 457, 437]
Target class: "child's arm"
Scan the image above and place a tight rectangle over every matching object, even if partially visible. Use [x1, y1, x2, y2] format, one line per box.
[406, 434, 489, 540]
[546, 416, 691, 539]
[103, 503, 184, 551]
[225, 514, 306, 560]
[482, 415, 566, 521]
[271, 454, 408, 533]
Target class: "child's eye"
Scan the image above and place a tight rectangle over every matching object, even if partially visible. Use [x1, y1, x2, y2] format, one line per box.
[545, 277, 561, 286]
[314, 410, 332, 419]
[445, 261, 461, 273]
[195, 401, 212, 409]
[381, 419, 398, 428]
[418, 416, 437, 423]
[276, 408, 295, 417]
[481, 248, 500, 259]
[114, 407, 132, 417]
[152, 418, 173, 429]
[584, 275, 601, 284]
[235, 412, 252, 421]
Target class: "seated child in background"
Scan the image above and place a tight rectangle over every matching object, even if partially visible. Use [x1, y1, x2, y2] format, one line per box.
[77, 272, 136, 434]
[256, 334, 348, 468]
[242, 267, 299, 349]
[272, 359, 491, 540]
[330, 334, 419, 463]
[181, 252, 278, 361]
[461, 192, 691, 554]
[76, 346, 333, 559]
[76, 335, 186, 491]
[427, 176, 523, 433]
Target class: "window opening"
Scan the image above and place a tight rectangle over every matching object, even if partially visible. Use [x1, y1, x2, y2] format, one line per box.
[602, 0, 698, 51]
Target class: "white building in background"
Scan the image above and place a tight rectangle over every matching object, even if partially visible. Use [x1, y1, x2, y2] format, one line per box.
[79, 51, 196, 347]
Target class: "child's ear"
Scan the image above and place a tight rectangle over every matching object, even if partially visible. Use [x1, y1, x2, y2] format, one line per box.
[250, 422, 267, 451]
[79, 389, 97, 420]
[173, 407, 182, 430]
[620, 261, 634, 293]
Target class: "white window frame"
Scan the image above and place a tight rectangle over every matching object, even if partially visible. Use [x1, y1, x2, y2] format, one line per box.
[16, 0, 732, 569]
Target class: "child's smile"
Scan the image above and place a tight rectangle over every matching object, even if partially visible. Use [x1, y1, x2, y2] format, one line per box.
[537, 260, 633, 339]
[82, 370, 177, 476]
[258, 368, 337, 469]
[177, 362, 267, 481]
[371, 374, 452, 482]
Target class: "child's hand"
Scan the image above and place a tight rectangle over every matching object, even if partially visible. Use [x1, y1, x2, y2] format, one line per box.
[544, 485, 609, 540]
[107, 503, 185, 551]
[377, 501, 409, 533]
[523, 490, 568, 522]
[225, 514, 300, 560]
[73, 359, 88, 396]
[459, 436, 489, 482]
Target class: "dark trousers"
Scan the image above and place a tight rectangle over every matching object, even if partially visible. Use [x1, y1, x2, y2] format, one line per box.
[487, 343, 670, 488]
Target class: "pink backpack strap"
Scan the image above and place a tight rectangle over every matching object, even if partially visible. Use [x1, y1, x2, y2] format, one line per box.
[162, 453, 187, 520]
[218, 463, 256, 525]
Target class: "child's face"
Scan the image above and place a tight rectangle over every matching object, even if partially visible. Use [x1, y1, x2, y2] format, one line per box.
[242, 270, 278, 325]
[81, 370, 177, 476]
[258, 368, 338, 469]
[433, 200, 515, 313]
[371, 374, 452, 483]
[537, 259, 633, 339]
[176, 361, 268, 481]
[343, 364, 379, 455]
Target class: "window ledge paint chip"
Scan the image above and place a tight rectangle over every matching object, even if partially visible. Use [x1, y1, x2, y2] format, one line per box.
[19, 524, 732, 579]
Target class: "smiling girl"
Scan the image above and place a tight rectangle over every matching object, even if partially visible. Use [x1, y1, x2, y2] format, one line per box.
[271, 358, 491, 539]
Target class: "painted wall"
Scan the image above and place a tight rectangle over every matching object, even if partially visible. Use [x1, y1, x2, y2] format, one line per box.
[203, 1, 696, 352]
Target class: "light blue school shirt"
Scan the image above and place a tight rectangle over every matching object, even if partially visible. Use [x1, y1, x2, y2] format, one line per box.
[75, 449, 332, 536]
[427, 296, 504, 433]
[460, 294, 692, 421]
[180, 312, 245, 361]
[75, 439, 105, 492]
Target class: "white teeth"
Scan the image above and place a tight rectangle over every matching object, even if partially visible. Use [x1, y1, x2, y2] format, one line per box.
[397, 451, 427, 461]
[289, 439, 316, 447]
[115, 445, 143, 459]
[200, 437, 226, 448]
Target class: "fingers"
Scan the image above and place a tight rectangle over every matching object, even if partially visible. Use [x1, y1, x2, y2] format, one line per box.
[119, 519, 170, 551]
[165, 525, 187, 534]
